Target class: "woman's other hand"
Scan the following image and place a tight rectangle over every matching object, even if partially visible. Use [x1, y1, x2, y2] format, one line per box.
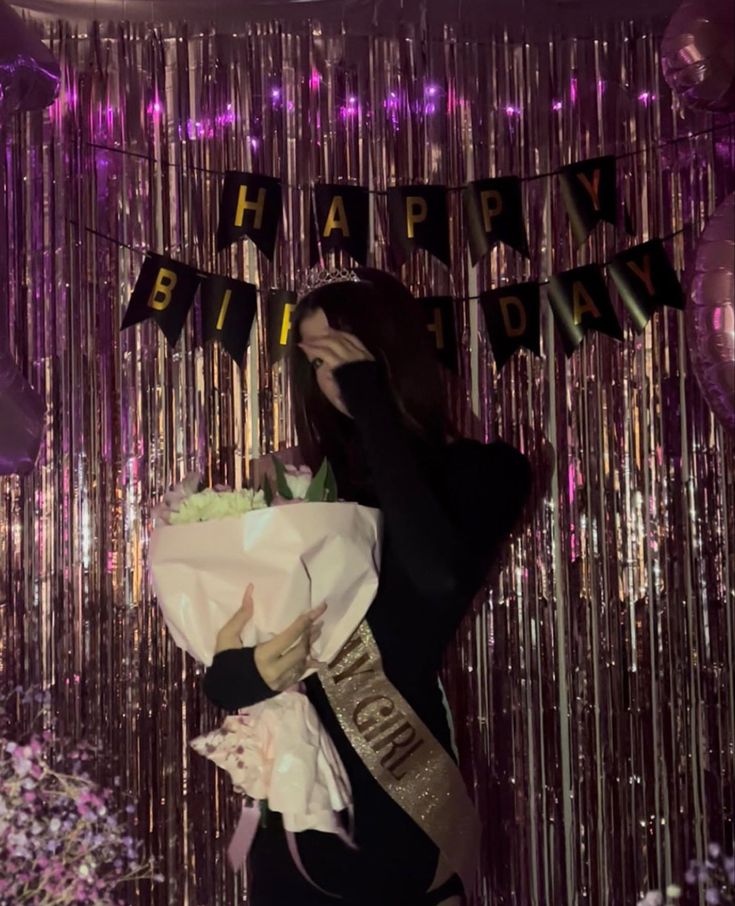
[298, 328, 374, 371]
[214, 584, 327, 691]
[214, 583, 257, 654]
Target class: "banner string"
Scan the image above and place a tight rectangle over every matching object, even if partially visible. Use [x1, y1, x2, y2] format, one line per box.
[68, 221, 688, 303]
[86, 119, 735, 194]
[455, 227, 688, 300]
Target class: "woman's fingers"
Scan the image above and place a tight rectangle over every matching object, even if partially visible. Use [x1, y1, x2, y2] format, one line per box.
[264, 603, 327, 658]
[333, 330, 373, 359]
[277, 637, 311, 675]
[263, 614, 311, 658]
[298, 332, 374, 374]
[305, 657, 327, 671]
[218, 585, 254, 635]
[309, 623, 323, 644]
[298, 339, 344, 370]
[274, 621, 324, 683]
[299, 332, 368, 366]
[214, 585, 255, 654]
[253, 603, 328, 688]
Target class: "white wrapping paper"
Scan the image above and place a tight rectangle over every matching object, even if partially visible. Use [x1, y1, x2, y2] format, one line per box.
[149, 501, 382, 668]
[190, 691, 353, 833]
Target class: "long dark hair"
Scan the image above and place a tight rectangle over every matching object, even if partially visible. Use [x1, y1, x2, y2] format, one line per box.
[289, 267, 453, 500]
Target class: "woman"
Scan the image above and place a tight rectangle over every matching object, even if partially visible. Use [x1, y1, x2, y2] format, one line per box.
[203, 268, 532, 905]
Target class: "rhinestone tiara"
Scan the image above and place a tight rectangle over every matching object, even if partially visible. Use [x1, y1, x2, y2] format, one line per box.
[297, 267, 361, 298]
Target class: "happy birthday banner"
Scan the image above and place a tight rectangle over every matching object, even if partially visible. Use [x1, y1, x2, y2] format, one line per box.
[120, 154, 686, 370]
[215, 157, 618, 267]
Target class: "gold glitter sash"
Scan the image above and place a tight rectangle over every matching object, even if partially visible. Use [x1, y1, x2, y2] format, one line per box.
[319, 621, 481, 897]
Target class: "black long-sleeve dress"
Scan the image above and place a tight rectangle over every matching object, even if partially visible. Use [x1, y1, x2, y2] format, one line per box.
[203, 360, 532, 906]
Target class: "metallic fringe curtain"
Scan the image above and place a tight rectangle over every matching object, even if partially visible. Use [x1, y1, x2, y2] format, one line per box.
[1, 12, 733, 906]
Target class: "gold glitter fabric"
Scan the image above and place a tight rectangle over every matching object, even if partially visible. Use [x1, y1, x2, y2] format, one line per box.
[320, 620, 483, 896]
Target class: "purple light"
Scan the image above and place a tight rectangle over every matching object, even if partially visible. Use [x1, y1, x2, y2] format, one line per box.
[568, 463, 576, 505]
[348, 96, 357, 105]
[570, 77, 578, 105]
[505, 104, 521, 116]
[309, 69, 321, 90]
[271, 87, 282, 102]
[638, 91, 651, 105]
[425, 84, 439, 97]
[552, 99, 563, 111]
[185, 118, 214, 140]
[424, 102, 436, 115]
[250, 138, 259, 151]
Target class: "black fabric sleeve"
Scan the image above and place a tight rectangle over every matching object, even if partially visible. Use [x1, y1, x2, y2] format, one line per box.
[334, 360, 532, 601]
[441, 437, 532, 592]
[203, 647, 279, 711]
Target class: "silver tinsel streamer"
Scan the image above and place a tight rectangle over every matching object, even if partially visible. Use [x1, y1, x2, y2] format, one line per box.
[0, 11, 733, 906]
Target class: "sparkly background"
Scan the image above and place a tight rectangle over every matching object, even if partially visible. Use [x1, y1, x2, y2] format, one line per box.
[0, 9, 734, 906]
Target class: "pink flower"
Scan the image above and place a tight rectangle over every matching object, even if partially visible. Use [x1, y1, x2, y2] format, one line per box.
[271, 493, 303, 507]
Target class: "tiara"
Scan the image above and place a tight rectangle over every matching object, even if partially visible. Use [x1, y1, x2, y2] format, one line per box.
[297, 267, 361, 298]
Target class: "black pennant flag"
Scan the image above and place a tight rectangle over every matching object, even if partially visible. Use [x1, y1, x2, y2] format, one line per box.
[419, 296, 458, 372]
[121, 253, 201, 346]
[548, 265, 623, 356]
[387, 186, 451, 267]
[479, 282, 541, 369]
[216, 171, 282, 259]
[267, 289, 298, 362]
[608, 239, 685, 332]
[559, 155, 617, 246]
[310, 184, 370, 266]
[201, 276, 257, 364]
[463, 177, 529, 264]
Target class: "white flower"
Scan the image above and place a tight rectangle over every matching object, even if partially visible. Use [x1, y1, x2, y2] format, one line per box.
[283, 465, 313, 500]
[169, 488, 268, 525]
[644, 893, 664, 906]
[665, 885, 682, 899]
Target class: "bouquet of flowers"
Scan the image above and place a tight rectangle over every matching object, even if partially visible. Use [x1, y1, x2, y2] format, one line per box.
[149, 458, 382, 865]
[0, 688, 161, 905]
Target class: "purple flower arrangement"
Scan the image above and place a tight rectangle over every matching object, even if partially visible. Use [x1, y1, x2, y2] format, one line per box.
[638, 842, 735, 906]
[0, 688, 163, 905]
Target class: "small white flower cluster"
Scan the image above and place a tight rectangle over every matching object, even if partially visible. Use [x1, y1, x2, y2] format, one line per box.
[637, 886, 682, 906]
[167, 465, 316, 526]
[169, 488, 268, 525]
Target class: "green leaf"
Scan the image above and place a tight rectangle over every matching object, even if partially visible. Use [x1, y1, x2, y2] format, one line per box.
[324, 461, 338, 502]
[262, 475, 273, 506]
[304, 458, 339, 502]
[304, 459, 328, 502]
[271, 455, 293, 499]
